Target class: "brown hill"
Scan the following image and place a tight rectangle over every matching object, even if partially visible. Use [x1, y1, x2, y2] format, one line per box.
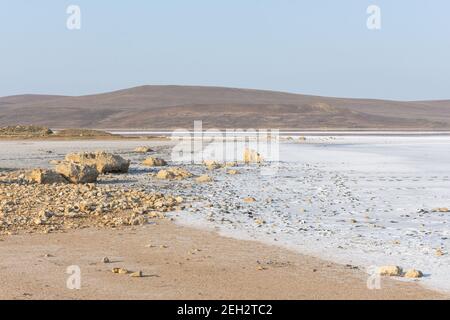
[0, 85, 449, 130]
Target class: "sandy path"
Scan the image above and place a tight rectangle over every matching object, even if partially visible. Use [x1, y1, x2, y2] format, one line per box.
[0, 221, 445, 300]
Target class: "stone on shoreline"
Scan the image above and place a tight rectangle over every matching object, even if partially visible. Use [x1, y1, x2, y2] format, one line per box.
[56, 161, 99, 184]
[377, 265, 402, 277]
[65, 151, 130, 174]
[156, 168, 192, 180]
[226, 169, 239, 175]
[134, 146, 154, 153]
[195, 175, 213, 183]
[29, 169, 67, 184]
[130, 271, 143, 278]
[142, 157, 167, 167]
[404, 269, 423, 278]
[432, 207, 449, 213]
[203, 160, 223, 170]
[243, 148, 263, 163]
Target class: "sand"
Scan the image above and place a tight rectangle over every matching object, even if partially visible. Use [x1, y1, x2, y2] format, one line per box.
[0, 220, 444, 300]
[1, 136, 449, 299]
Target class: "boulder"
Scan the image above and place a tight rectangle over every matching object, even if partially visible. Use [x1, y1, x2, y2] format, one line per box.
[56, 161, 99, 184]
[226, 169, 239, 175]
[377, 265, 402, 277]
[142, 157, 167, 167]
[65, 151, 130, 174]
[195, 175, 213, 183]
[243, 148, 263, 163]
[243, 197, 256, 203]
[29, 169, 67, 184]
[134, 146, 154, 153]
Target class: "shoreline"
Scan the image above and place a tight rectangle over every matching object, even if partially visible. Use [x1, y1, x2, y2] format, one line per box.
[1, 137, 449, 298]
[0, 220, 445, 300]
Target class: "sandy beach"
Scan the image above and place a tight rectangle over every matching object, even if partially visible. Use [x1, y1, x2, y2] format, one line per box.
[0, 220, 443, 300]
[1, 136, 449, 299]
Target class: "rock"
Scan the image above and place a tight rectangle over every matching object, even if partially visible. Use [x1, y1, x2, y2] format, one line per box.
[203, 160, 222, 170]
[243, 197, 256, 203]
[432, 207, 449, 213]
[435, 249, 445, 256]
[65, 151, 130, 174]
[156, 168, 192, 180]
[226, 169, 239, 175]
[102, 257, 110, 263]
[243, 148, 263, 163]
[404, 269, 423, 278]
[39, 209, 54, 219]
[56, 161, 99, 184]
[130, 271, 143, 278]
[377, 265, 403, 277]
[134, 146, 154, 153]
[298, 136, 307, 141]
[49, 160, 61, 165]
[28, 169, 67, 184]
[195, 175, 213, 183]
[142, 157, 167, 167]
[112, 268, 129, 274]
[255, 218, 265, 225]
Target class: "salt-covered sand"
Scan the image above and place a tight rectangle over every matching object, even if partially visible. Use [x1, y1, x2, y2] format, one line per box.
[1, 135, 449, 294]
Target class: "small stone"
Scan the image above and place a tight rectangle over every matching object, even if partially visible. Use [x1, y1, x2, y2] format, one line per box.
[142, 157, 167, 167]
[112, 268, 129, 274]
[134, 146, 154, 153]
[377, 265, 402, 277]
[243, 197, 256, 203]
[432, 207, 449, 213]
[404, 269, 423, 278]
[130, 271, 143, 278]
[102, 257, 110, 263]
[195, 175, 213, 183]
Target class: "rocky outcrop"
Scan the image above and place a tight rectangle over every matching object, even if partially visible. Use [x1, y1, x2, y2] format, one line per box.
[142, 157, 167, 167]
[29, 169, 67, 184]
[56, 161, 99, 184]
[65, 151, 130, 174]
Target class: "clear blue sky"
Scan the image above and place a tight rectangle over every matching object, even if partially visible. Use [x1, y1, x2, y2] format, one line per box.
[0, 0, 449, 100]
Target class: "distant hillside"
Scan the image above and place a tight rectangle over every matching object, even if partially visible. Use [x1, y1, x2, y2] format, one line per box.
[0, 85, 449, 130]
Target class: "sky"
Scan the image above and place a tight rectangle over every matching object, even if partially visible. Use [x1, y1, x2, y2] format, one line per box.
[0, 0, 449, 100]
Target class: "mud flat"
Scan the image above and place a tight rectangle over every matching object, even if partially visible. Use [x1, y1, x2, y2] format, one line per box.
[0, 136, 449, 299]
